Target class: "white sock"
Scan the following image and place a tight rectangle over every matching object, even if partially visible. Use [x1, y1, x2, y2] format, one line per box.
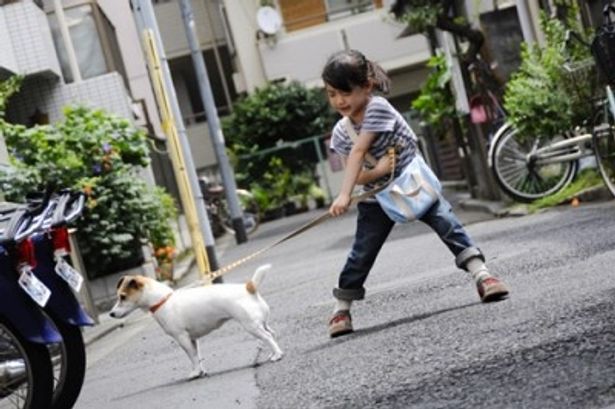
[465, 258, 491, 283]
[333, 299, 352, 313]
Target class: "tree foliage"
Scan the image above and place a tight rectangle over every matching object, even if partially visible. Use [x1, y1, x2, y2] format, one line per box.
[222, 81, 336, 186]
[392, 0, 485, 63]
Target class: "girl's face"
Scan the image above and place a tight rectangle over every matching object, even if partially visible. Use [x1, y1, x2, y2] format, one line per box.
[325, 83, 372, 121]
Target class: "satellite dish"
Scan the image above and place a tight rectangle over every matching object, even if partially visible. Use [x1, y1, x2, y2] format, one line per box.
[257, 6, 282, 35]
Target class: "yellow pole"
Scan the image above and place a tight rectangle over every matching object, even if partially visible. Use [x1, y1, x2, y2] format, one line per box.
[141, 29, 211, 280]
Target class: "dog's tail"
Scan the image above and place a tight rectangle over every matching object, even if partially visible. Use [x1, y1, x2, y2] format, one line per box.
[246, 264, 271, 295]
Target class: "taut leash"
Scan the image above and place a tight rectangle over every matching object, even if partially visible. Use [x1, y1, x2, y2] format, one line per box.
[204, 147, 397, 283]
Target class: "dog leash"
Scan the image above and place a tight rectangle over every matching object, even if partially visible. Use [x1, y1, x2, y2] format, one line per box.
[204, 147, 397, 283]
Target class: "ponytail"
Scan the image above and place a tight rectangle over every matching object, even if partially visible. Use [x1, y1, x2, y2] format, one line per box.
[367, 60, 391, 94]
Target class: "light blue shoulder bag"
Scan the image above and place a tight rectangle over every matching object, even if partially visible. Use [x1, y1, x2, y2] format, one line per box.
[343, 117, 441, 223]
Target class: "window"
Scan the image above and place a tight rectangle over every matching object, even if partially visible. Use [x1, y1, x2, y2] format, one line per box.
[169, 46, 238, 125]
[47, 2, 127, 85]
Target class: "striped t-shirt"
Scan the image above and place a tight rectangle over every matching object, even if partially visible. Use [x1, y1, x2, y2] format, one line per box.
[329, 95, 418, 192]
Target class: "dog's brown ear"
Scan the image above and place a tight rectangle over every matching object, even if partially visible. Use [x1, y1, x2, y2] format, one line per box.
[126, 277, 143, 290]
[116, 276, 126, 290]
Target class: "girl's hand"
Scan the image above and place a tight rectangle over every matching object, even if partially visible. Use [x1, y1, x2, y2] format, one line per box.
[375, 153, 394, 175]
[329, 193, 351, 217]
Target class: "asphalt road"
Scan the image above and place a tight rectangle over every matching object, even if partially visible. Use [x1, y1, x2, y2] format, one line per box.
[77, 197, 615, 409]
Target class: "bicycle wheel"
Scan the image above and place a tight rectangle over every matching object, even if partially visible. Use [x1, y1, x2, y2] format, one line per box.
[0, 319, 53, 409]
[47, 318, 86, 409]
[491, 124, 578, 202]
[221, 190, 260, 236]
[593, 98, 615, 198]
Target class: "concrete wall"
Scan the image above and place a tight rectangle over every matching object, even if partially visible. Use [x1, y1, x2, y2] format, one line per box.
[0, 7, 18, 75]
[220, 0, 266, 93]
[2, 0, 61, 78]
[153, 0, 227, 58]
[256, 6, 431, 88]
[7, 72, 132, 124]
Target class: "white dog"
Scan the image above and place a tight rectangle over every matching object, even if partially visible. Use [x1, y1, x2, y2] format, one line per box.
[109, 264, 283, 379]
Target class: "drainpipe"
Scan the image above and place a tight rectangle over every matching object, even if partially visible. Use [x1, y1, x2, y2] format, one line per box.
[53, 0, 82, 82]
[515, 0, 536, 45]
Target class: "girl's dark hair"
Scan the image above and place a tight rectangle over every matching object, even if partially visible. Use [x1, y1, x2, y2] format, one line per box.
[321, 49, 391, 94]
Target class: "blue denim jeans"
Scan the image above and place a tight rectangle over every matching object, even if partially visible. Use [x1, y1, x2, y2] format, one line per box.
[333, 196, 484, 301]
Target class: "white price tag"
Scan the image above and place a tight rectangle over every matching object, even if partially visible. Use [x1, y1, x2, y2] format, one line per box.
[18, 269, 51, 307]
[55, 257, 83, 292]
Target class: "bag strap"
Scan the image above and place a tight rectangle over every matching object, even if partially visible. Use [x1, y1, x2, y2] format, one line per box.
[342, 117, 378, 166]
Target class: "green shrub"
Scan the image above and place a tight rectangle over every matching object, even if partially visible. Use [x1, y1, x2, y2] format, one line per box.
[504, 6, 594, 141]
[411, 52, 456, 138]
[222, 81, 336, 187]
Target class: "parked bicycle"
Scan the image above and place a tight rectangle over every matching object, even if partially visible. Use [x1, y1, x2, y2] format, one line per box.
[0, 190, 93, 409]
[489, 7, 615, 203]
[199, 177, 259, 238]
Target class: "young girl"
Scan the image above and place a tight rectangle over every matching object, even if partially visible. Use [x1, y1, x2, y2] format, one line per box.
[323, 49, 509, 338]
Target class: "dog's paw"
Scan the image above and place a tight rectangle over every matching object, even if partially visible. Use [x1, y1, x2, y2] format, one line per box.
[188, 369, 207, 380]
[269, 351, 284, 362]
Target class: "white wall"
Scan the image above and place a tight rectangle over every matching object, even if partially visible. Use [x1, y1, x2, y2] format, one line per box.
[221, 0, 267, 93]
[0, 8, 18, 74]
[3, 0, 61, 78]
[257, 9, 430, 87]
[153, 0, 227, 58]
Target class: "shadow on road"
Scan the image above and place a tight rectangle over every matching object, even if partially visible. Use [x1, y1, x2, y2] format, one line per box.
[111, 363, 258, 402]
[305, 301, 481, 353]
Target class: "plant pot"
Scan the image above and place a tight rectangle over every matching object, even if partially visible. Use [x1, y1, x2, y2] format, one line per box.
[156, 262, 174, 282]
[262, 206, 286, 222]
[283, 202, 298, 216]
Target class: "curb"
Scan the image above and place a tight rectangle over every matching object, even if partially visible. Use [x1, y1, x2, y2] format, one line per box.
[457, 197, 512, 217]
[457, 185, 612, 218]
[84, 321, 124, 347]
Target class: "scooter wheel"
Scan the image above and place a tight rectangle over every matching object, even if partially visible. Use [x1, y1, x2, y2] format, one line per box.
[47, 318, 86, 409]
[0, 319, 54, 409]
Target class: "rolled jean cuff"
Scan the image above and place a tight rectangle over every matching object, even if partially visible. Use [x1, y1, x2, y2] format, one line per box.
[455, 247, 485, 270]
[333, 287, 366, 301]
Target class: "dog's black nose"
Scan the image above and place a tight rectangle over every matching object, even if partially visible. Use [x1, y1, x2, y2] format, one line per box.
[109, 312, 116, 318]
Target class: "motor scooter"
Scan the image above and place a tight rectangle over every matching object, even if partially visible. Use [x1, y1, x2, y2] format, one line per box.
[0, 191, 93, 409]
[0, 203, 59, 409]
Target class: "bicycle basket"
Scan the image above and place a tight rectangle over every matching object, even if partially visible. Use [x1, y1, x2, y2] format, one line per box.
[591, 5, 615, 85]
[562, 58, 597, 83]
[562, 57, 599, 109]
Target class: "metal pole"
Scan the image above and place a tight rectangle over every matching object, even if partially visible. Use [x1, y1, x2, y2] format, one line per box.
[53, 0, 82, 83]
[515, 0, 536, 45]
[131, 0, 221, 279]
[202, 0, 233, 112]
[178, 0, 247, 244]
